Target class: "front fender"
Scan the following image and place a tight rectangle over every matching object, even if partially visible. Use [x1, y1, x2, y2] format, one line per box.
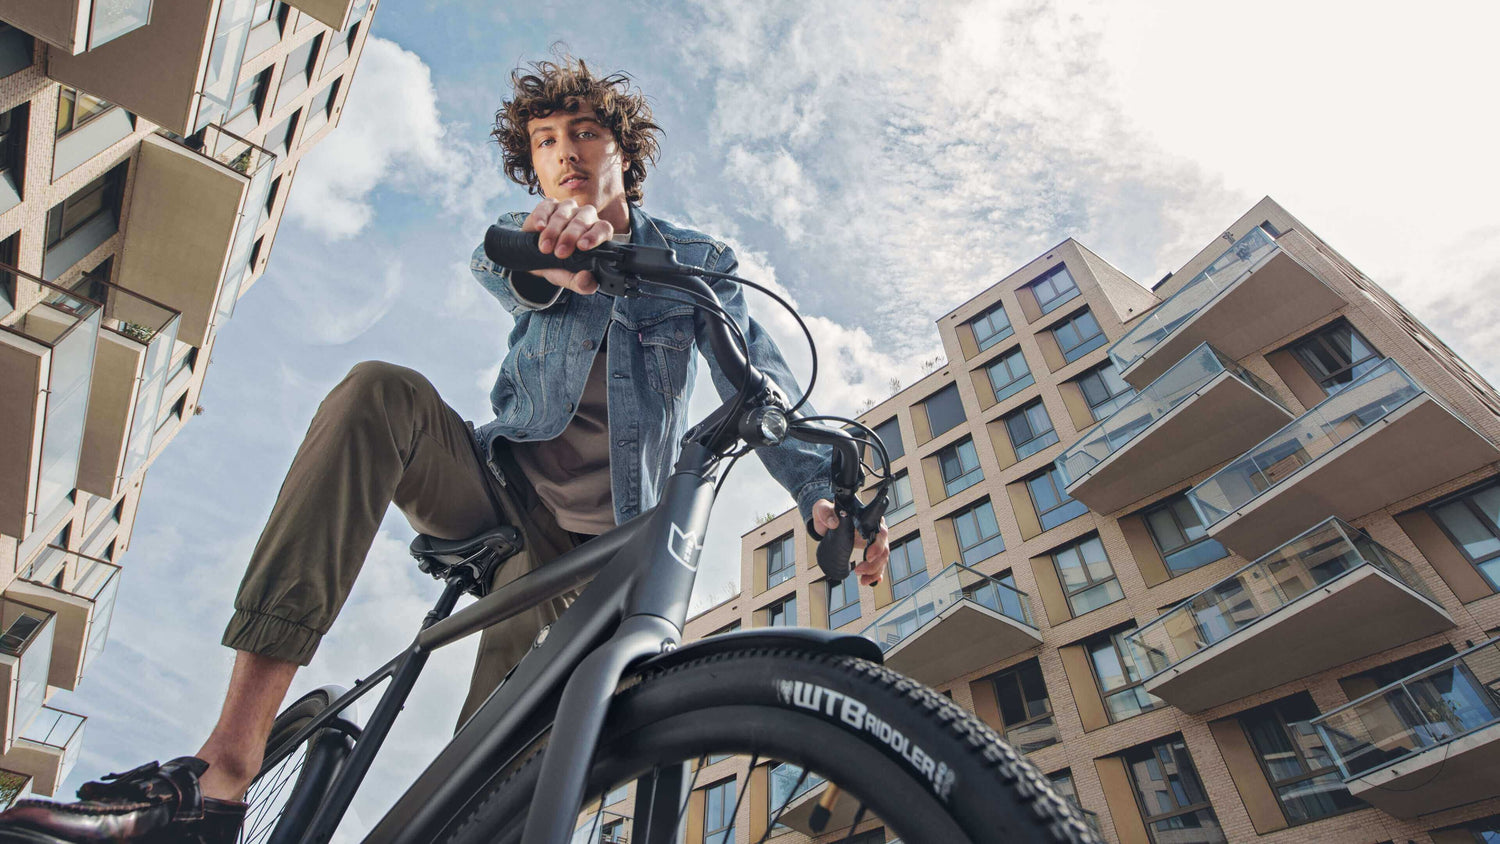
[637, 626, 884, 674]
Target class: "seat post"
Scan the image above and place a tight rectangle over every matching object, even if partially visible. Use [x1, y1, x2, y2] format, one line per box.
[422, 575, 471, 630]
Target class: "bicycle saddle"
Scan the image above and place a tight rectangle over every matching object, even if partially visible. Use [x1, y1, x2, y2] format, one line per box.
[409, 525, 523, 566]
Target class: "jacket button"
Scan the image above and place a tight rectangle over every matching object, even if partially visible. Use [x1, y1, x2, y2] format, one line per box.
[582, 339, 595, 350]
[565, 402, 575, 413]
[617, 440, 629, 446]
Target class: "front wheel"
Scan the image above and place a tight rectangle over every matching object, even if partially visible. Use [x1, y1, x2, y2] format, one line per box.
[443, 649, 1101, 844]
[241, 687, 358, 844]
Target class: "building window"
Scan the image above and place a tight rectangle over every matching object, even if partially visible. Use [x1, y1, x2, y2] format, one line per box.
[55, 87, 113, 138]
[602, 783, 629, 806]
[0, 23, 34, 80]
[0, 104, 25, 213]
[991, 659, 1056, 752]
[1053, 534, 1123, 616]
[1025, 466, 1088, 532]
[1122, 736, 1226, 844]
[313, 77, 340, 118]
[969, 301, 1013, 351]
[1076, 361, 1135, 421]
[1240, 695, 1362, 825]
[703, 778, 736, 844]
[1087, 626, 1160, 722]
[767, 762, 824, 833]
[922, 383, 966, 439]
[1290, 319, 1383, 396]
[227, 69, 271, 123]
[937, 437, 983, 496]
[324, 21, 359, 72]
[764, 594, 796, 628]
[1029, 264, 1081, 315]
[276, 34, 323, 109]
[950, 499, 1005, 564]
[889, 535, 929, 600]
[1428, 478, 1500, 590]
[827, 576, 861, 628]
[1004, 399, 1058, 459]
[269, 109, 300, 158]
[1048, 769, 1092, 819]
[985, 346, 1035, 403]
[707, 620, 741, 637]
[886, 471, 916, 524]
[872, 417, 904, 462]
[251, 0, 286, 28]
[600, 818, 625, 843]
[1052, 309, 1108, 363]
[765, 533, 795, 589]
[1142, 493, 1227, 576]
[45, 162, 125, 249]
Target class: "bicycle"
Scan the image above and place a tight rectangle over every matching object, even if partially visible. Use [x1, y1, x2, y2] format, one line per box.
[236, 229, 1102, 844]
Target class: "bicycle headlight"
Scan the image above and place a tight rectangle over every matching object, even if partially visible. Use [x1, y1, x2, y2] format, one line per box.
[742, 406, 788, 446]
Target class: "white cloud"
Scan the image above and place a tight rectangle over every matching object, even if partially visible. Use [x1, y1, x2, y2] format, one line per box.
[286, 37, 504, 240]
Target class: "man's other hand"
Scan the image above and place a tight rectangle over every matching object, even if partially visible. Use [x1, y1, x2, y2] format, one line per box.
[522, 197, 614, 295]
[811, 499, 890, 588]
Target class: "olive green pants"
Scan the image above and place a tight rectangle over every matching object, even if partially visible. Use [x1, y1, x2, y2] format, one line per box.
[221, 361, 583, 725]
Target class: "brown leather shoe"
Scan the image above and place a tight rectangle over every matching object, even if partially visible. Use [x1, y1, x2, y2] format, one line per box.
[0, 757, 246, 843]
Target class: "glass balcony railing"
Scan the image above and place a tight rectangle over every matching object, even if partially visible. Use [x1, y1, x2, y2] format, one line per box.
[0, 770, 31, 811]
[17, 547, 123, 685]
[1187, 359, 1423, 528]
[88, 0, 153, 50]
[0, 599, 56, 741]
[80, 281, 181, 486]
[17, 706, 85, 787]
[1055, 342, 1287, 487]
[0, 275, 102, 538]
[1126, 518, 1436, 680]
[205, 127, 276, 327]
[1108, 227, 1279, 375]
[859, 562, 1034, 653]
[194, 0, 260, 133]
[1313, 637, 1500, 780]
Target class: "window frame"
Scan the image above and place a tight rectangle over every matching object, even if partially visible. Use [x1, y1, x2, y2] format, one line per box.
[45, 162, 126, 248]
[888, 534, 930, 600]
[922, 383, 966, 439]
[1052, 308, 1108, 363]
[872, 417, 904, 462]
[764, 593, 797, 628]
[1003, 399, 1059, 459]
[937, 436, 983, 496]
[1427, 478, 1500, 591]
[1085, 625, 1160, 723]
[985, 346, 1035, 403]
[826, 575, 861, 628]
[1121, 736, 1223, 844]
[1289, 319, 1383, 396]
[702, 777, 737, 844]
[226, 68, 271, 124]
[1076, 361, 1135, 422]
[55, 86, 115, 139]
[1238, 696, 1363, 826]
[991, 659, 1057, 752]
[1029, 264, 1081, 315]
[1141, 493, 1228, 576]
[764, 533, 795, 590]
[1052, 533, 1123, 616]
[886, 470, 916, 524]
[1025, 466, 1088, 532]
[969, 301, 1014, 351]
[949, 498, 1006, 565]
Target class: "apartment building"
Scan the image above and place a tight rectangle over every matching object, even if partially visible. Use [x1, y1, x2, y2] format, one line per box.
[582, 197, 1500, 844]
[0, 0, 376, 806]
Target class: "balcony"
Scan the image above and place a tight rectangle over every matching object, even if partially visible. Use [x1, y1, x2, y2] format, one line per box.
[0, 0, 152, 54]
[858, 563, 1041, 686]
[0, 599, 55, 754]
[74, 282, 181, 499]
[0, 279, 103, 540]
[0, 707, 84, 797]
[47, 0, 266, 135]
[1312, 637, 1500, 818]
[1126, 518, 1453, 713]
[285, 0, 370, 30]
[1187, 360, 1500, 558]
[117, 125, 276, 347]
[1055, 343, 1294, 514]
[7, 548, 121, 691]
[1108, 227, 1345, 388]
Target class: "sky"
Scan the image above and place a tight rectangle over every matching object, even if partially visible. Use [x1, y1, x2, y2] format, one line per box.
[43, 0, 1500, 837]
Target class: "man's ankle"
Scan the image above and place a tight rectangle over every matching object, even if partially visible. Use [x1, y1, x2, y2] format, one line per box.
[194, 746, 261, 803]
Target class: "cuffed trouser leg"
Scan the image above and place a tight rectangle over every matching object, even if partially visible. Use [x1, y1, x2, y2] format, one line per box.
[221, 360, 582, 708]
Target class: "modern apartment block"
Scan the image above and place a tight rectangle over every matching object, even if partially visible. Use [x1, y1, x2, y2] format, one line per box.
[638, 197, 1500, 844]
[0, 0, 376, 806]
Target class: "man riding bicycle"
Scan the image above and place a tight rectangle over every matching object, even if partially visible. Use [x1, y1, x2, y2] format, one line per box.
[0, 56, 890, 843]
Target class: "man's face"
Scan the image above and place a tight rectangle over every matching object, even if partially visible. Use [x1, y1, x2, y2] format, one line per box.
[528, 104, 628, 210]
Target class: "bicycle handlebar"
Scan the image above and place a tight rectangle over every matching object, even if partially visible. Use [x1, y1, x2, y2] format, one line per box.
[483, 225, 887, 582]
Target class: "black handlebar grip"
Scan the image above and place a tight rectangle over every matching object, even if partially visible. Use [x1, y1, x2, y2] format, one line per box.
[483, 226, 595, 274]
[816, 510, 856, 582]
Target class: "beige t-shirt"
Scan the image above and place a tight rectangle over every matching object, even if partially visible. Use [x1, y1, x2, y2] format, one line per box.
[508, 230, 630, 535]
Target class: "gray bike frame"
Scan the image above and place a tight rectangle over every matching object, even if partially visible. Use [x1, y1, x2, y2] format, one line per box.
[258, 272, 865, 844]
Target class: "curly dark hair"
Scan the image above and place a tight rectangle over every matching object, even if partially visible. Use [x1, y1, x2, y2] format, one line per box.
[492, 56, 662, 204]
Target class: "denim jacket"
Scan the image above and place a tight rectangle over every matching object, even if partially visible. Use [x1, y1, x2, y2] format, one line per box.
[469, 204, 833, 528]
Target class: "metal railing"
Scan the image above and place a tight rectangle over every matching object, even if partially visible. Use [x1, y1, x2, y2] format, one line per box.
[0, 600, 57, 742]
[1108, 227, 1279, 375]
[89, 281, 182, 484]
[1056, 342, 1286, 487]
[88, 0, 152, 50]
[1188, 359, 1423, 528]
[858, 562, 1034, 653]
[1126, 517, 1437, 679]
[1313, 637, 1500, 779]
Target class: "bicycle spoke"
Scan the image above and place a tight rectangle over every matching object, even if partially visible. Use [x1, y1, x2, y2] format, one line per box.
[838, 804, 869, 844]
[719, 753, 756, 844]
[667, 755, 708, 844]
[754, 764, 810, 844]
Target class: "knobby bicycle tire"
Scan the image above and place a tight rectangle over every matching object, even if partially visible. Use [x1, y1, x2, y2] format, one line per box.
[440, 648, 1101, 844]
[242, 688, 357, 844]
